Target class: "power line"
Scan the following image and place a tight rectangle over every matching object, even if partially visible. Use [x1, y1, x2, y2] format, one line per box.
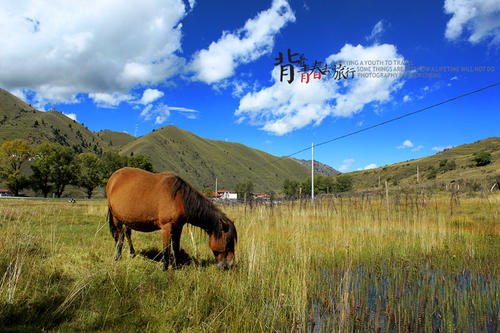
[286, 81, 500, 158]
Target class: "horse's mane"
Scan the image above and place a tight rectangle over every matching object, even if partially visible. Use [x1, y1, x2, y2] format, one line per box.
[171, 176, 237, 244]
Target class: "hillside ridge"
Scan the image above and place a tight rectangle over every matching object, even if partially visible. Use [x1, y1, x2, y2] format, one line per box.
[0, 88, 310, 192]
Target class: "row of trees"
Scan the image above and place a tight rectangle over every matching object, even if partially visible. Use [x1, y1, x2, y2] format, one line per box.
[0, 139, 153, 198]
[283, 174, 353, 198]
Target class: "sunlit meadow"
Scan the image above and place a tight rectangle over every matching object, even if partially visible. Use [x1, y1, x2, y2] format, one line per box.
[0, 191, 498, 331]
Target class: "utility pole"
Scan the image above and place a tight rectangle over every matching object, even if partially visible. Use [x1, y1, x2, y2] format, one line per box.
[215, 178, 218, 194]
[416, 165, 419, 183]
[311, 142, 314, 206]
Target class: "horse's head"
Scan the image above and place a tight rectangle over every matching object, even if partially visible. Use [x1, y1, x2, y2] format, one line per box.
[209, 217, 237, 270]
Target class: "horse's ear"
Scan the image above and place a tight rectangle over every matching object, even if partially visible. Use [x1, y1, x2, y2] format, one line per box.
[230, 218, 235, 224]
[220, 220, 230, 233]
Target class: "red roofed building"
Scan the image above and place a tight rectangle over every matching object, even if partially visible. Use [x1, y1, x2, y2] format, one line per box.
[0, 189, 13, 197]
[217, 190, 237, 200]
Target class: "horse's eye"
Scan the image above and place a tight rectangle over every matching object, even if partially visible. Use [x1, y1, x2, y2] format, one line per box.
[213, 251, 219, 256]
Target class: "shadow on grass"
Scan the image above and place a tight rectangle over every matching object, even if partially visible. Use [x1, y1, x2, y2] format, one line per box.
[138, 247, 213, 268]
[0, 274, 75, 332]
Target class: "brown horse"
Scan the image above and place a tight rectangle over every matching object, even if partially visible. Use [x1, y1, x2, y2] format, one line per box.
[106, 167, 237, 270]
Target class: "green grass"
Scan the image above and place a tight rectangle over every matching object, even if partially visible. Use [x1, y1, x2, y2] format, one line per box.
[345, 136, 500, 191]
[96, 130, 136, 151]
[0, 192, 499, 331]
[0, 88, 108, 154]
[119, 125, 310, 192]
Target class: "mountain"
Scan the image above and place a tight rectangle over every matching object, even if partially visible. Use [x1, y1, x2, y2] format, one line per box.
[0, 88, 108, 154]
[0, 88, 310, 192]
[291, 158, 340, 176]
[345, 137, 500, 190]
[96, 130, 135, 151]
[119, 126, 309, 191]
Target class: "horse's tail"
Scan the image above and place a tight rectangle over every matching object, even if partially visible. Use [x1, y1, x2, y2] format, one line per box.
[108, 207, 118, 242]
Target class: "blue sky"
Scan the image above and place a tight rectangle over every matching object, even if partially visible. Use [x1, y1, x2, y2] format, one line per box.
[1, 0, 499, 172]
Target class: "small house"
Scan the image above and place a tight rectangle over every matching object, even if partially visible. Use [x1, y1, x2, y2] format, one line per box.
[217, 190, 237, 200]
[253, 192, 270, 200]
[0, 189, 13, 197]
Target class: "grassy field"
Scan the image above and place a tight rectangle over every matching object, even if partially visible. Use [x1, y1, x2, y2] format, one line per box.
[0, 192, 498, 332]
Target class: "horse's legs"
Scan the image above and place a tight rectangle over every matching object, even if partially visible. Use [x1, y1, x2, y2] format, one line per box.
[115, 222, 125, 261]
[171, 224, 184, 267]
[124, 226, 136, 257]
[161, 224, 173, 271]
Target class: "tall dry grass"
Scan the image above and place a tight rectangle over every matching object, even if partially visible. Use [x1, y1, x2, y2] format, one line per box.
[0, 192, 498, 331]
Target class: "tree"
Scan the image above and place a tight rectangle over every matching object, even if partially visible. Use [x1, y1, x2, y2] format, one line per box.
[300, 175, 334, 196]
[77, 152, 103, 198]
[235, 181, 254, 200]
[202, 187, 213, 197]
[333, 174, 353, 193]
[315, 174, 335, 194]
[128, 154, 154, 172]
[283, 179, 300, 198]
[0, 139, 31, 196]
[50, 145, 78, 197]
[474, 151, 491, 167]
[101, 151, 128, 184]
[30, 142, 56, 197]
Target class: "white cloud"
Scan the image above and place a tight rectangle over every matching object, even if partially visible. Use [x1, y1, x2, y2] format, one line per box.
[64, 113, 77, 121]
[140, 104, 198, 123]
[403, 95, 411, 102]
[398, 140, 414, 149]
[432, 146, 452, 152]
[366, 20, 384, 42]
[169, 106, 198, 119]
[236, 43, 405, 135]
[140, 105, 154, 120]
[10, 89, 28, 102]
[364, 163, 377, 170]
[138, 89, 164, 105]
[213, 79, 251, 97]
[153, 105, 171, 124]
[339, 159, 355, 172]
[444, 0, 500, 45]
[0, 0, 188, 107]
[189, 0, 295, 84]
[411, 145, 424, 152]
[231, 81, 249, 98]
[89, 92, 133, 108]
[451, 75, 459, 80]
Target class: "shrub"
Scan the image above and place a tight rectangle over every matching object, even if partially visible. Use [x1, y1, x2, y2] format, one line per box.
[426, 166, 438, 179]
[473, 151, 491, 167]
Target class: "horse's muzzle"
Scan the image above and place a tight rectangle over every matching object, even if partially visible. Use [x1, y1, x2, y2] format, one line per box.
[217, 258, 234, 270]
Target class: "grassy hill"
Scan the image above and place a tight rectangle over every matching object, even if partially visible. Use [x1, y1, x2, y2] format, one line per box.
[0, 88, 310, 192]
[0, 88, 108, 154]
[119, 126, 310, 191]
[4, 87, 497, 194]
[96, 129, 135, 151]
[344, 137, 500, 191]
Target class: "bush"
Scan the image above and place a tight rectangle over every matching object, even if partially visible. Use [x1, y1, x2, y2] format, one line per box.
[439, 159, 457, 172]
[333, 174, 353, 193]
[473, 152, 491, 167]
[426, 166, 438, 179]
